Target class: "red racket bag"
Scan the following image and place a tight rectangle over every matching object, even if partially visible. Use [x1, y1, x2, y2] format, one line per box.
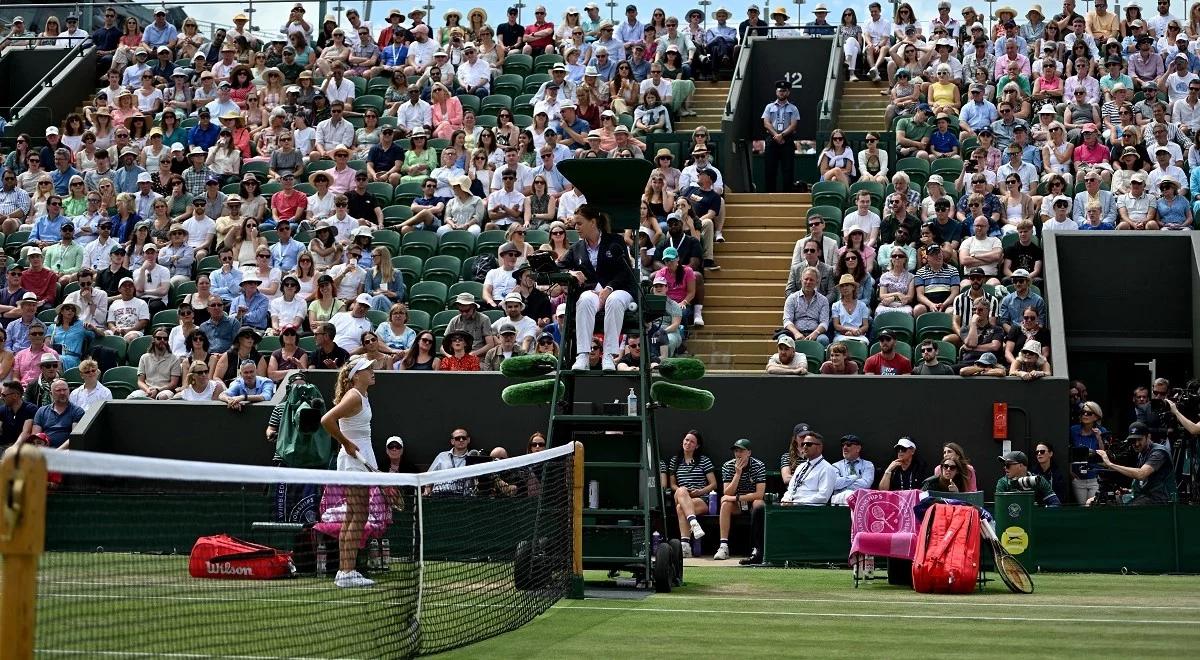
[189, 534, 294, 580]
[911, 503, 980, 594]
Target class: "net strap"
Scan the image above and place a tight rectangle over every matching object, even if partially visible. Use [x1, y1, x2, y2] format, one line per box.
[43, 442, 578, 487]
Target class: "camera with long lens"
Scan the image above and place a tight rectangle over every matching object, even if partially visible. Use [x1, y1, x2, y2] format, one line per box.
[1007, 475, 1040, 491]
[1069, 432, 1136, 505]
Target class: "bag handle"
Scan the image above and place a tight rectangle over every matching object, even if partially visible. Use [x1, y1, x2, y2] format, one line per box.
[927, 509, 970, 562]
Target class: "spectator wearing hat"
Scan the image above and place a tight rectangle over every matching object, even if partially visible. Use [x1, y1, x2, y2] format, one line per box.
[483, 242, 522, 308]
[830, 435, 876, 505]
[913, 243, 960, 316]
[269, 172, 307, 229]
[949, 267, 1001, 345]
[492, 292, 538, 352]
[805, 4, 836, 36]
[439, 330, 482, 371]
[181, 147, 215, 197]
[482, 322, 526, 372]
[1023, 5, 1047, 43]
[1130, 34, 1166, 87]
[19, 249, 56, 310]
[712, 438, 766, 561]
[229, 275, 270, 332]
[105, 275, 150, 343]
[403, 24, 439, 76]
[486, 169, 526, 231]
[44, 222, 82, 285]
[761, 80, 799, 193]
[960, 83, 999, 138]
[132, 243, 170, 315]
[700, 7, 738, 79]
[12, 324, 59, 388]
[5, 293, 40, 353]
[998, 269, 1047, 334]
[766, 334, 807, 375]
[1010, 339, 1051, 380]
[864, 329, 912, 375]
[996, 451, 1061, 505]
[143, 8, 179, 51]
[444, 292, 496, 357]
[879, 437, 927, 490]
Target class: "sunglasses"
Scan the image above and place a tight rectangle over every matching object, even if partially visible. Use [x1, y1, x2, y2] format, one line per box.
[451, 435, 469, 440]
[529, 441, 547, 448]
[941, 464, 957, 470]
[800, 442, 820, 447]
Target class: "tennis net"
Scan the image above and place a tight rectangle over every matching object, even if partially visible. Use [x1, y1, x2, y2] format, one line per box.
[26, 442, 579, 658]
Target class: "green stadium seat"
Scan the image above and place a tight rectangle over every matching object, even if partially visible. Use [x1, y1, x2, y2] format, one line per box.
[409, 281, 449, 317]
[474, 114, 498, 129]
[429, 138, 451, 151]
[366, 309, 388, 326]
[93, 334, 128, 364]
[37, 309, 56, 324]
[256, 335, 282, 355]
[460, 256, 479, 280]
[1001, 232, 1040, 249]
[480, 94, 513, 117]
[394, 181, 423, 205]
[807, 205, 843, 230]
[915, 312, 954, 342]
[526, 229, 549, 246]
[63, 367, 83, 388]
[406, 309, 431, 331]
[522, 73, 551, 94]
[431, 309, 458, 336]
[197, 255, 221, 275]
[102, 366, 139, 391]
[352, 95, 385, 116]
[475, 229, 507, 255]
[261, 229, 279, 245]
[348, 159, 368, 174]
[532, 53, 563, 74]
[221, 183, 241, 195]
[298, 335, 317, 352]
[350, 76, 367, 96]
[793, 340, 825, 373]
[873, 311, 915, 344]
[383, 205, 414, 224]
[295, 183, 317, 195]
[438, 230, 476, 260]
[421, 255, 462, 287]
[482, 309, 504, 323]
[401, 231, 439, 261]
[364, 181, 393, 207]
[492, 74, 524, 98]
[241, 162, 270, 180]
[393, 254, 423, 290]
[502, 53, 533, 76]
[849, 180, 885, 208]
[935, 340, 958, 366]
[811, 181, 849, 208]
[125, 335, 153, 366]
[931, 158, 963, 181]
[831, 341, 868, 365]
[512, 114, 533, 129]
[896, 157, 931, 187]
[372, 229, 402, 256]
[457, 93, 482, 116]
[448, 281, 484, 302]
[151, 310, 179, 328]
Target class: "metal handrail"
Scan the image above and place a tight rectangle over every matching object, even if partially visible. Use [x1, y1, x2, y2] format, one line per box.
[8, 40, 93, 122]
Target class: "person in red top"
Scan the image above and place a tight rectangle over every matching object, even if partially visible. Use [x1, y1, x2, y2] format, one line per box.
[863, 329, 912, 375]
[376, 8, 405, 49]
[438, 330, 481, 371]
[270, 171, 308, 226]
[1071, 123, 1113, 186]
[522, 5, 556, 55]
[21, 249, 58, 310]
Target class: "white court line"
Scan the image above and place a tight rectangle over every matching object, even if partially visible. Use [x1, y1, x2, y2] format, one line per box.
[41, 593, 406, 607]
[36, 651, 366, 660]
[653, 593, 1200, 611]
[553, 603, 1200, 626]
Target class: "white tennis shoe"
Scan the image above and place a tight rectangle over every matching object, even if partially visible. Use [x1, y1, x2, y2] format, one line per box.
[334, 570, 376, 588]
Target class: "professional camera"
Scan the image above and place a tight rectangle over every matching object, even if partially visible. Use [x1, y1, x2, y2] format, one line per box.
[1007, 475, 1040, 491]
[1069, 433, 1135, 505]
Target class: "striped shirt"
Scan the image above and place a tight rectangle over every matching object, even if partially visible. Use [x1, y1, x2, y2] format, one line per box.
[722, 457, 767, 496]
[951, 289, 1002, 325]
[668, 454, 715, 491]
[915, 264, 960, 301]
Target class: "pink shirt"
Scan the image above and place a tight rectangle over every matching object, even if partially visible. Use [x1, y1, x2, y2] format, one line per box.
[324, 166, 357, 194]
[653, 265, 696, 304]
[14, 346, 60, 387]
[1073, 141, 1109, 165]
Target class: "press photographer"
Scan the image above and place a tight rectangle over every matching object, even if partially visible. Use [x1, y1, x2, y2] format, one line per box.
[1094, 422, 1175, 506]
[995, 451, 1060, 506]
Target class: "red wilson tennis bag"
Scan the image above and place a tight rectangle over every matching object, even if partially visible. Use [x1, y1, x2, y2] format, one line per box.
[189, 534, 295, 580]
[911, 503, 980, 594]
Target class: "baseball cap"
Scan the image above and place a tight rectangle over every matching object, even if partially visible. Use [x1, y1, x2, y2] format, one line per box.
[999, 450, 1029, 466]
[730, 438, 752, 451]
[840, 434, 862, 446]
[894, 437, 916, 450]
[776, 335, 795, 349]
[1127, 421, 1150, 439]
[792, 422, 811, 436]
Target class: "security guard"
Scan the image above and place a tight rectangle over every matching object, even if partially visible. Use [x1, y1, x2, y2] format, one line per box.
[761, 80, 800, 193]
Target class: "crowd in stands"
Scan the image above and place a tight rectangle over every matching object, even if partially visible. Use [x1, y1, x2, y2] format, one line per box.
[0, 2, 777, 414]
[775, 0, 1200, 374]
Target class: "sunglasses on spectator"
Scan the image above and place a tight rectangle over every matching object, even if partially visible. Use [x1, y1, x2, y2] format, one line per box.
[941, 463, 957, 470]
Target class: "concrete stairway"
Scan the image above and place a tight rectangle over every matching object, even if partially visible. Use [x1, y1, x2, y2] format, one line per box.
[675, 80, 730, 133]
[687, 192, 809, 370]
[836, 80, 892, 133]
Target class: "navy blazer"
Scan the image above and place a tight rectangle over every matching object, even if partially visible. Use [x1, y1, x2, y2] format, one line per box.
[557, 232, 634, 295]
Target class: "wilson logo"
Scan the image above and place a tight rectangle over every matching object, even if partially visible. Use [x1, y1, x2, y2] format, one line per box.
[207, 562, 253, 576]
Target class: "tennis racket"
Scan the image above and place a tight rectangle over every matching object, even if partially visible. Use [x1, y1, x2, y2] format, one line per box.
[981, 518, 1034, 594]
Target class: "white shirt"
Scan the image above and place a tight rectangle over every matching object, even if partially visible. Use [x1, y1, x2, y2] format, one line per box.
[136, 87, 164, 113]
[397, 99, 432, 130]
[182, 215, 217, 251]
[484, 266, 518, 301]
[842, 210, 881, 237]
[456, 58, 492, 89]
[135, 263, 172, 301]
[330, 311, 372, 351]
[108, 296, 150, 331]
[557, 189, 586, 220]
[678, 162, 725, 194]
[322, 77, 357, 104]
[490, 163, 534, 193]
[63, 287, 109, 326]
[781, 456, 837, 505]
[960, 235, 1002, 275]
[492, 314, 538, 347]
[316, 118, 355, 151]
[270, 296, 307, 326]
[168, 323, 198, 357]
[82, 237, 119, 270]
[69, 382, 112, 412]
[328, 262, 365, 300]
[487, 188, 526, 218]
[1042, 217, 1079, 232]
[865, 18, 893, 44]
[407, 39, 438, 70]
[639, 77, 673, 102]
[307, 192, 337, 222]
[532, 98, 563, 129]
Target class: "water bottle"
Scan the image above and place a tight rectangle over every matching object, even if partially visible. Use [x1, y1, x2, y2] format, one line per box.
[315, 541, 327, 575]
[380, 539, 391, 570]
[368, 539, 382, 569]
[651, 531, 661, 553]
[627, 388, 638, 416]
[707, 492, 719, 514]
[864, 556, 876, 579]
[692, 537, 702, 557]
[588, 480, 600, 509]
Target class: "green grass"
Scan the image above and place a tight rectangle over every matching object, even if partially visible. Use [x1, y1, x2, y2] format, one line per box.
[435, 567, 1200, 659]
[33, 552, 1200, 658]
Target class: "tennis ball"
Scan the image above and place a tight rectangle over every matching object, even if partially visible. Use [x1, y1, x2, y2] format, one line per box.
[500, 353, 560, 378]
[501, 378, 563, 406]
[650, 381, 715, 411]
[657, 357, 706, 382]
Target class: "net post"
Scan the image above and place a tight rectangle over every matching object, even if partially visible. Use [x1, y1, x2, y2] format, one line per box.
[0, 444, 48, 660]
[569, 441, 585, 599]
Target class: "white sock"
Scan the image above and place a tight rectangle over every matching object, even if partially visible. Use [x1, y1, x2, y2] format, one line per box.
[693, 304, 703, 315]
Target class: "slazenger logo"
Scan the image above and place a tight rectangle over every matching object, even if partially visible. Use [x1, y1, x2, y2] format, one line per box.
[207, 561, 253, 576]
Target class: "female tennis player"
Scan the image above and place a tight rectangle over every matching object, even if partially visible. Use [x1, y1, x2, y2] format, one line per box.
[321, 356, 377, 588]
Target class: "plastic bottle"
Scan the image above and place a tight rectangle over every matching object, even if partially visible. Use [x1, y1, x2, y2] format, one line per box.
[315, 541, 327, 574]
[369, 538, 382, 569]
[692, 537, 702, 557]
[651, 531, 661, 553]
[708, 492, 719, 513]
[588, 480, 600, 509]
[381, 539, 391, 570]
[627, 388, 638, 416]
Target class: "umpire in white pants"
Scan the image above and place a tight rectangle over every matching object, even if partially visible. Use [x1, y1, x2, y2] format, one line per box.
[556, 204, 635, 371]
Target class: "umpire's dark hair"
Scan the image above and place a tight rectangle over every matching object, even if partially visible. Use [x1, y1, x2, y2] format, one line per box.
[575, 204, 611, 233]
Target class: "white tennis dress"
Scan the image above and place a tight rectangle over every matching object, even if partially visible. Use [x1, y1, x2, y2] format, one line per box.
[336, 392, 377, 471]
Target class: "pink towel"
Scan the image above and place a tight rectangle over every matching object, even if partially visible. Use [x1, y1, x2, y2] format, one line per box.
[847, 489, 922, 564]
[312, 486, 393, 548]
